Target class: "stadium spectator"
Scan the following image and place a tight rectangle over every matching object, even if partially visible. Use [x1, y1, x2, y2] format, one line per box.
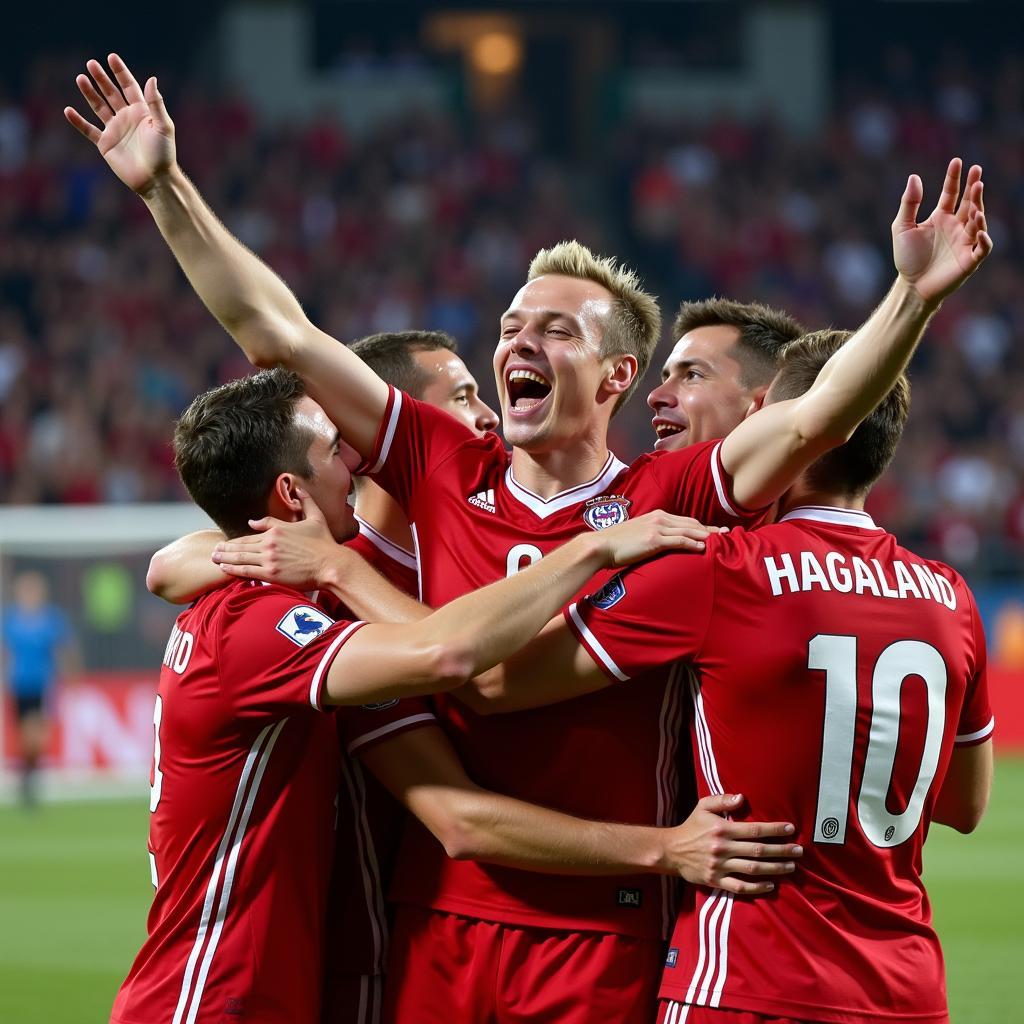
[1, 569, 77, 807]
[0, 50, 1020, 573]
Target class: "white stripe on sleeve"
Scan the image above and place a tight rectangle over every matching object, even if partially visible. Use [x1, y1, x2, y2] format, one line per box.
[955, 716, 994, 744]
[567, 603, 629, 682]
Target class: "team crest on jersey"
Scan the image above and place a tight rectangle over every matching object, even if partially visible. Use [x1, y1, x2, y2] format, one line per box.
[583, 495, 631, 532]
[589, 573, 626, 610]
[276, 605, 333, 647]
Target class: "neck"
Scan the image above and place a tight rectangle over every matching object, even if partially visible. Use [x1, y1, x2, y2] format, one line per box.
[509, 435, 612, 499]
[778, 484, 865, 518]
[354, 481, 414, 550]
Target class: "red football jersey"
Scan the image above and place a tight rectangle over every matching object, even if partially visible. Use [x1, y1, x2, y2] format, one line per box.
[110, 580, 418, 1024]
[568, 506, 994, 1023]
[361, 387, 768, 939]
[322, 520, 428, 991]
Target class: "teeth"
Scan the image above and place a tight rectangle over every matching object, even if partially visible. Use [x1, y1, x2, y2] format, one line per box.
[655, 423, 684, 437]
[508, 369, 550, 387]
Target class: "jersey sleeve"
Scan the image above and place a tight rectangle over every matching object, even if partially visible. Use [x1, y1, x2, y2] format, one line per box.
[564, 548, 716, 683]
[649, 440, 772, 529]
[339, 696, 436, 756]
[356, 385, 477, 514]
[955, 595, 995, 746]
[216, 585, 367, 718]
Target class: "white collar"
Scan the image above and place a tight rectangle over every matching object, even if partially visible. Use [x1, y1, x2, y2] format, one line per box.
[504, 452, 629, 519]
[778, 505, 881, 531]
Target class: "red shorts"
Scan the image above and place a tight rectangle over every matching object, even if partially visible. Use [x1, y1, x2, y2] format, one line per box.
[658, 1005, 809, 1024]
[384, 904, 663, 1024]
[324, 973, 385, 1024]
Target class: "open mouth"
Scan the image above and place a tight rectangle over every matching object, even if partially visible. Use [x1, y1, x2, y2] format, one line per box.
[506, 368, 552, 413]
[653, 421, 686, 440]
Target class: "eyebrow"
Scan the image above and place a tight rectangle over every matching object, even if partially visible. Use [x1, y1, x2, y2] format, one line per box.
[450, 379, 476, 396]
[330, 429, 341, 449]
[500, 310, 584, 335]
[662, 357, 714, 380]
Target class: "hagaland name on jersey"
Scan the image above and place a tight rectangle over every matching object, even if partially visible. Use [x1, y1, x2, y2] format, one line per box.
[763, 550, 957, 609]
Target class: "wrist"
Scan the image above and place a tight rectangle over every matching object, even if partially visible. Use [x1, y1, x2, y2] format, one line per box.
[138, 162, 186, 203]
[316, 547, 351, 595]
[893, 271, 942, 319]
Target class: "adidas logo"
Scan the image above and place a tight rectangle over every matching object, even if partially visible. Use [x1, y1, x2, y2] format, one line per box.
[468, 488, 496, 514]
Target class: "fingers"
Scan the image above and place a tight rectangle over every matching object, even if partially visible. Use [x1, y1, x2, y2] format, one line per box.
[76, 73, 113, 124]
[956, 164, 982, 225]
[723, 858, 797, 876]
[934, 156, 963, 215]
[63, 106, 102, 145]
[86, 58, 128, 115]
[698, 793, 745, 815]
[144, 76, 172, 128]
[893, 173, 923, 230]
[295, 488, 327, 523]
[724, 840, 803, 861]
[107, 52, 145, 106]
[715, 877, 777, 896]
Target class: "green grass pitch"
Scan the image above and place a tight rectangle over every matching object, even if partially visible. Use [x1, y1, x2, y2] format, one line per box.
[0, 759, 1021, 1023]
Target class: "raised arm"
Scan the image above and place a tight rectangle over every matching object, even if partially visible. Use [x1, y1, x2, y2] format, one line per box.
[322, 512, 708, 704]
[147, 530, 226, 604]
[722, 158, 993, 510]
[64, 54, 386, 457]
[362, 725, 801, 894]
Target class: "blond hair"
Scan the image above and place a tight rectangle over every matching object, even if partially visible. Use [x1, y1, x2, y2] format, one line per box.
[528, 241, 661, 413]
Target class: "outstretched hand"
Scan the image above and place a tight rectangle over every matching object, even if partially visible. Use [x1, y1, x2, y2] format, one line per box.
[892, 157, 993, 307]
[212, 491, 341, 590]
[64, 53, 175, 195]
[597, 510, 724, 568]
[663, 793, 802, 896]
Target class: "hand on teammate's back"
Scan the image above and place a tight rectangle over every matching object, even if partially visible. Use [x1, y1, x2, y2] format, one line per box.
[212, 491, 339, 591]
[596, 510, 724, 568]
[663, 793, 803, 896]
[891, 157, 992, 307]
[64, 53, 175, 196]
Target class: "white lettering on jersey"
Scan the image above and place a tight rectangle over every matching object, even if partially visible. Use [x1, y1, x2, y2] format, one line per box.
[468, 489, 496, 513]
[163, 624, 194, 675]
[763, 551, 956, 609]
[506, 544, 543, 577]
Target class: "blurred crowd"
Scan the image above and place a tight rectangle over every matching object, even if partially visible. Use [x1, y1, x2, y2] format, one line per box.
[1, 48, 1021, 576]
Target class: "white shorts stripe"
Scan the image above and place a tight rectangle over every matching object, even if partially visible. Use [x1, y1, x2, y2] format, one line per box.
[568, 604, 629, 681]
[310, 621, 366, 709]
[172, 719, 286, 1024]
[710, 442, 739, 517]
[369, 390, 403, 475]
[710, 891, 735, 1006]
[342, 759, 389, 973]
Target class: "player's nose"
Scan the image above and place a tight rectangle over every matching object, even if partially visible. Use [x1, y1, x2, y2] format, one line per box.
[474, 399, 500, 434]
[647, 380, 676, 412]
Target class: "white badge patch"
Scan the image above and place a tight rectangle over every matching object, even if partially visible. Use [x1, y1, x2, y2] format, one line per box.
[276, 605, 333, 647]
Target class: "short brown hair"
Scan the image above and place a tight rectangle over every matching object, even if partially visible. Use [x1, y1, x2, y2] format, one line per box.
[672, 298, 804, 389]
[528, 241, 661, 413]
[348, 330, 458, 398]
[768, 329, 911, 497]
[174, 368, 314, 538]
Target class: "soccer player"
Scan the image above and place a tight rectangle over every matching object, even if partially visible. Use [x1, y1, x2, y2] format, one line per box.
[462, 330, 994, 1024]
[1, 571, 77, 807]
[67, 53, 991, 1022]
[649, 299, 804, 453]
[112, 365, 726, 1024]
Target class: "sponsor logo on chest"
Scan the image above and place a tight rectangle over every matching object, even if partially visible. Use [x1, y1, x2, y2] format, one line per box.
[468, 488, 496, 514]
[583, 494, 631, 531]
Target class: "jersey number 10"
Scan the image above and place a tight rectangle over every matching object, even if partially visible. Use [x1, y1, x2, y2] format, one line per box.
[808, 634, 947, 849]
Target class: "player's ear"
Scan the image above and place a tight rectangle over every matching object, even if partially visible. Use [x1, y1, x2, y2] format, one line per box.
[744, 385, 770, 419]
[270, 473, 304, 520]
[603, 353, 638, 398]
